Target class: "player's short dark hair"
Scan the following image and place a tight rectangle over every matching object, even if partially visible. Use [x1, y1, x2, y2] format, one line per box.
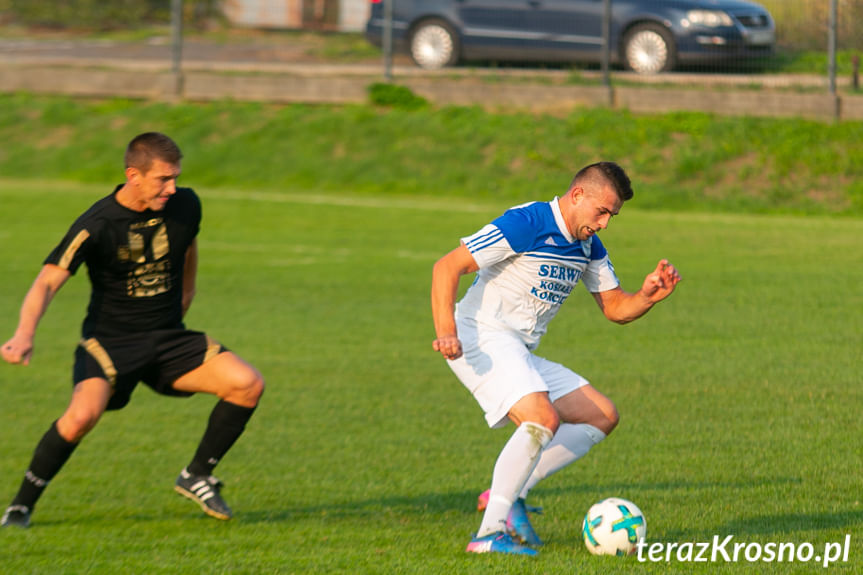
[571, 161, 633, 202]
[125, 132, 183, 173]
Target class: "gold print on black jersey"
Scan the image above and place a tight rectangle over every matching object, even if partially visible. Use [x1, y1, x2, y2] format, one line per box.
[119, 219, 173, 297]
[128, 230, 146, 263]
[128, 260, 171, 297]
[151, 223, 169, 260]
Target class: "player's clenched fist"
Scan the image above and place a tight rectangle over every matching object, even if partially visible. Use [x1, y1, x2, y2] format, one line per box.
[1, 336, 33, 366]
[433, 335, 463, 360]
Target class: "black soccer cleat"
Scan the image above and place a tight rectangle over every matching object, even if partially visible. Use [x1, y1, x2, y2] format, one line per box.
[174, 468, 233, 520]
[1, 505, 31, 528]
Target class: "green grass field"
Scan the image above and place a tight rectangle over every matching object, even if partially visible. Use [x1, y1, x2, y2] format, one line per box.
[0, 181, 860, 574]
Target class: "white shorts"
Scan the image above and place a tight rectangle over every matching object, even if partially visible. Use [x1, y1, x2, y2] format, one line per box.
[447, 321, 589, 429]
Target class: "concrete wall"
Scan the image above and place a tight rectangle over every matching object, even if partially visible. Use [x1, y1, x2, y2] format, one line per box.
[1, 62, 861, 122]
[614, 87, 843, 123]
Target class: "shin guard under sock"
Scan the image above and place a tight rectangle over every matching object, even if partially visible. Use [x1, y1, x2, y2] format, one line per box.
[477, 422, 553, 537]
[11, 421, 79, 510]
[187, 400, 256, 477]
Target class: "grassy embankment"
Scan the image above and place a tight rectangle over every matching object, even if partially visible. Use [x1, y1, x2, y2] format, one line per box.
[0, 93, 860, 216]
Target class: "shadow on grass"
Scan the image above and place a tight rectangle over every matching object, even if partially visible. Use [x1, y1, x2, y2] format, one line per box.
[235, 476, 812, 524]
[532, 475, 804, 497]
[238, 489, 483, 524]
[25, 476, 857, 540]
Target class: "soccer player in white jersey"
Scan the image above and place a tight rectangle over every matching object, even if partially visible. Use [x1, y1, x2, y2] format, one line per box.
[431, 161, 681, 555]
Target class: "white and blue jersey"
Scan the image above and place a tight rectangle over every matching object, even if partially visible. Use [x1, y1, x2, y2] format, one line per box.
[457, 197, 619, 349]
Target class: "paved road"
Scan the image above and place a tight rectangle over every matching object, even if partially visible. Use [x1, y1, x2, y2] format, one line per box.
[0, 36, 406, 74]
[0, 37, 839, 89]
[0, 37, 315, 63]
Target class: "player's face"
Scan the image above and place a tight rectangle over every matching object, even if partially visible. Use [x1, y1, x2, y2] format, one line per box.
[129, 159, 181, 211]
[569, 185, 622, 241]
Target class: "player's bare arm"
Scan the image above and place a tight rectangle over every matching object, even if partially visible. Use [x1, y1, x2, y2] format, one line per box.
[431, 243, 479, 360]
[182, 238, 198, 317]
[592, 259, 681, 324]
[2, 264, 71, 366]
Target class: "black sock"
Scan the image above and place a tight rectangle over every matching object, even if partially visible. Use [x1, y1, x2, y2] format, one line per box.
[10, 421, 79, 510]
[187, 400, 256, 477]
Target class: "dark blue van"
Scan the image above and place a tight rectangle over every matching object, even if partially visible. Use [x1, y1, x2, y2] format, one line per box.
[365, 0, 774, 73]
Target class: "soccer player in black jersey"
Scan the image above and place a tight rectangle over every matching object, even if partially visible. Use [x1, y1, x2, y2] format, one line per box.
[1, 132, 265, 528]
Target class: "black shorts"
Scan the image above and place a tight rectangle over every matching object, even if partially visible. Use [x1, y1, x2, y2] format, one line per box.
[73, 329, 227, 411]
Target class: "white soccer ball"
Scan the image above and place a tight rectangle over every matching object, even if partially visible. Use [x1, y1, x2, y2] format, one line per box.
[582, 497, 647, 556]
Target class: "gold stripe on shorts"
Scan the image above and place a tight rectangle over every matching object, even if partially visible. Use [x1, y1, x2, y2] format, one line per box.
[58, 229, 91, 270]
[204, 335, 222, 363]
[80, 338, 118, 387]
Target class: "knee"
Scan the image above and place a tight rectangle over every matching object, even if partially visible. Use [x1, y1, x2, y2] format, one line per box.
[226, 367, 265, 407]
[543, 409, 561, 434]
[600, 404, 620, 435]
[57, 408, 101, 442]
[511, 393, 560, 434]
[249, 371, 265, 403]
[531, 405, 560, 435]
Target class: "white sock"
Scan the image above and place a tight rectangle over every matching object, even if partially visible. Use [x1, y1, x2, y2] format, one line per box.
[477, 422, 553, 538]
[518, 423, 606, 500]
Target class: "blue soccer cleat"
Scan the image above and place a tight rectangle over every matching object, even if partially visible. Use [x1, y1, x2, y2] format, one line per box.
[506, 498, 543, 546]
[466, 531, 538, 555]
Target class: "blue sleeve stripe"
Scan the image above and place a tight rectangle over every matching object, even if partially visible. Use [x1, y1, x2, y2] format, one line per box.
[466, 228, 504, 252]
[468, 226, 503, 245]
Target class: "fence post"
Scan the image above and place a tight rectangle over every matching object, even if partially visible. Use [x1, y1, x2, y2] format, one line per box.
[827, 0, 837, 94]
[853, 55, 860, 91]
[827, 0, 839, 120]
[383, 0, 393, 82]
[171, 0, 184, 99]
[601, 0, 613, 106]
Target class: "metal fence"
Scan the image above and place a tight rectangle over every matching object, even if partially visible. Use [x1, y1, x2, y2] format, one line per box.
[760, 0, 862, 91]
[762, 0, 862, 51]
[0, 0, 860, 92]
[369, 0, 861, 89]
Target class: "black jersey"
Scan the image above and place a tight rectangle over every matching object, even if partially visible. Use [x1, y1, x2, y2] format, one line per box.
[45, 186, 201, 338]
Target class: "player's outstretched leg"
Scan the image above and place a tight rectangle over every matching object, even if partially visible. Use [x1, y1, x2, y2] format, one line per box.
[170, 351, 263, 520]
[2, 421, 80, 529]
[173, 398, 258, 520]
[468, 422, 553, 555]
[466, 532, 538, 556]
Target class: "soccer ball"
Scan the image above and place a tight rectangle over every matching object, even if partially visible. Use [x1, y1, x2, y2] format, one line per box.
[582, 497, 647, 556]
